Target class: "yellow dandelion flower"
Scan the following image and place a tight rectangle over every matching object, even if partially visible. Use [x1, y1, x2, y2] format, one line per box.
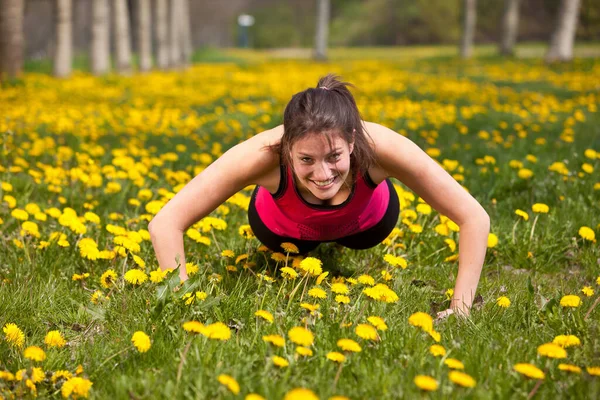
[496, 296, 511, 308]
[429, 344, 446, 357]
[246, 394, 266, 400]
[280, 267, 298, 279]
[254, 310, 274, 323]
[3, 323, 25, 348]
[337, 338, 361, 353]
[284, 388, 319, 400]
[44, 330, 66, 348]
[586, 366, 600, 376]
[383, 254, 408, 269]
[367, 316, 388, 331]
[537, 343, 567, 359]
[61, 377, 93, 399]
[316, 271, 329, 285]
[272, 356, 289, 368]
[414, 375, 438, 391]
[560, 295, 581, 308]
[288, 326, 314, 347]
[330, 283, 349, 294]
[579, 226, 595, 242]
[271, 252, 287, 262]
[217, 374, 240, 395]
[24, 346, 46, 362]
[582, 286, 594, 297]
[487, 233, 499, 248]
[408, 312, 433, 334]
[308, 287, 327, 299]
[357, 274, 375, 286]
[100, 269, 117, 288]
[449, 370, 476, 388]
[202, 322, 231, 341]
[124, 269, 148, 285]
[444, 358, 465, 370]
[558, 364, 581, 373]
[238, 224, 255, 239]
[262, 335, 285, 348]
[221, 249, 235, 258]
[296, 346, 313, 357]
[327, 352, 346, 363]
[281, 242, 299, 254]
[335, 295, 350, 304]
[363, 283, 399, 303]
[131, 331, 151, 353]
[355, 324, 379, 341]
[182, 321, 205, 334]
[553, 335, 581, 348]
[515, 209, 529, 221]
[299, 257, 323, 276]
[514, 363, 545, 379]
[532, 203, 549, 214]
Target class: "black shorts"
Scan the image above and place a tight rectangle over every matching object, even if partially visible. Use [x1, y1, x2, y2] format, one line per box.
[247, 179, 400, 254]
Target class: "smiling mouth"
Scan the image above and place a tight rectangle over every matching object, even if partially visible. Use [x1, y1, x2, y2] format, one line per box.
[311, 176, 336, 187]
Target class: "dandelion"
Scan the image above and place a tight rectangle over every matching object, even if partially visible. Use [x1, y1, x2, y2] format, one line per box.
[271, 252, 286, 262]
[221, 249, 235, 258]
[363, 283, 399, 303]
[300, 303, 320, 313]
[335, 295, 350, 304]
[61, 376, 93, 399]
[537, 343, 567, 359]
[182, 321, 205, 334]
[124, 269, 148, 285]
[217, 374, 240, 395]
[558, 364, 582, 373]
[383, 254, 408, 269]
[560, 295, 581, 308]
[238, 224, 255, 239]
[582, 286, 594, 297]
[337, 338, 361, 353]
[254, 310, 274, 323]
[100, 269, 117, 288]
[262, 335, 285, 348]
[272, 356, 289, 368]
[24, 346, 46, 362]
[408, 312, 434, 334]
[367, 316, 388, 331]
[3, 323, 25, 348]
[357, 274, 375, 286]
[429, 344, 446, 357]
[149, 269, 167, 283]
[448, 371, 476, 388]
[131, 331, 151, 353]
[201, 322, 231, 341]
[281, 242, 299, 254]
[532, 203, 549, 214]
[587, 367, 600, 376]
[578, 226, 595, 242]
[327, 352, 346, 363]
[553, 335, 581, 348]
[414, 375, 438, 391]
[284, 388, 319, 400]
[288, 327, 314, 347]
[330, 283, 349, 294]
[316, 271, 329, 285]
[44, 330, 66, 348]
[515, 209, 529, 221]
[299, 257, 323, 276]
[91, 290, 108, 304]
[246, 394, 266, 400]
[513, 363, 545, 379]
[308, 287, 327, 299]
[355, 324, 379, 341]
[296, 346, 313, 357]
[444, 358, 465, 370]
[496, 296, 511, 308]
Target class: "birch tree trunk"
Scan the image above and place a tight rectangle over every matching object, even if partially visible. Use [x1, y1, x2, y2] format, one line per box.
[169, 0, 182, 68]
[91, 0, 110, 75]
[180, 0, 192, 66]
[155, 0, 169, 69]
[137, 0, 152, 72]
[113, 0, 132, 74]
[0, 0, 25, 80]
[545, 0, 581, 62]
[459, 0, 476, 59]
[54, 0, 72, 77]
[499, 0, 520, 56]
[314, 0, 330, 61]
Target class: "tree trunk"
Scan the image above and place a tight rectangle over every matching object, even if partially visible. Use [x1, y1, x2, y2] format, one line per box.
[91, 0, 110, 75]
[54, 0, 72, 77]
[169, 0, 182, 68]
[113, 0, 132, 73]
[0, 0, 25, 80]
[459, 0, 476, 59]
[499, 0, 520, 56]
[314, 0, 330, 61]
[180, 0, 192, 66]
[545, 0, 581, 62]
[137, 0, 152, 72]
[155, 0, 169, 69]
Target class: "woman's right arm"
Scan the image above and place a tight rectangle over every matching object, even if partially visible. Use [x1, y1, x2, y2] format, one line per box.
[148, 126, 282, 281]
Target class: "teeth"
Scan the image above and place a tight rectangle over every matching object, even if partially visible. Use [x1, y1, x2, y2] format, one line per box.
[314, 177, 335, 186]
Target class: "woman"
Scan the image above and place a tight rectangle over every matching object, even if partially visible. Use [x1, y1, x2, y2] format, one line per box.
[149, 74, 490, 317]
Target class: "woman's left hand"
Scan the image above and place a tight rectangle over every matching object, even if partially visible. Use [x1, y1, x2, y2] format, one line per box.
[435, 308, 454, 321]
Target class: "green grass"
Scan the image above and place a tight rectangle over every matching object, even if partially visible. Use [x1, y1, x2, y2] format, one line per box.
[1, 54, 600, 399]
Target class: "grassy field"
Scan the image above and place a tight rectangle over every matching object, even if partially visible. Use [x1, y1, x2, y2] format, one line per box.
[1, 49, 600, 399]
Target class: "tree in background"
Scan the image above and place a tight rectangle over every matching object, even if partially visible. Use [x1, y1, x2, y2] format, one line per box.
[314, 0, 330, 61]
[137, 0, 152, 72]
[156, 0, 169, 69]
[53, 0, 72, 77]
[546, 0, 582, 62]
[113, 0, 132, 74]
[499, 0, 520, 56]
[169, 0, 183, 67]
[460, 0, 477, 58]
[0, 0, 25, 81]
[91, 0, 110, 75]
[180, 0, 192, 66]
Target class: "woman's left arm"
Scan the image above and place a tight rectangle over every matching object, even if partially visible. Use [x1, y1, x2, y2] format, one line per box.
[367, 122, 490, 316]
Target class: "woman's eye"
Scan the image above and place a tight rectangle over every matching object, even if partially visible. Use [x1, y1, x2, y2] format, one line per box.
[330, 153, 341, 160]
[301, 158, 311, 163]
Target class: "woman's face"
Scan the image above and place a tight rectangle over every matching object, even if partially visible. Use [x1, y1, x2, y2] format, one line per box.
[290, 132, 354, 201]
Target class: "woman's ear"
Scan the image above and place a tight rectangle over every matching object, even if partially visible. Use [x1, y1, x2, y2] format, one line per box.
[349, 130, 356, 154]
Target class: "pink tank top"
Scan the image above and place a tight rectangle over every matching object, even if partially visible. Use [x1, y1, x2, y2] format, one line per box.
[254, 166, 390, 241]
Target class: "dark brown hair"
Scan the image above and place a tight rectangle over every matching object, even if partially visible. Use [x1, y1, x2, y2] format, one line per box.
[271, 74, 376, 182]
